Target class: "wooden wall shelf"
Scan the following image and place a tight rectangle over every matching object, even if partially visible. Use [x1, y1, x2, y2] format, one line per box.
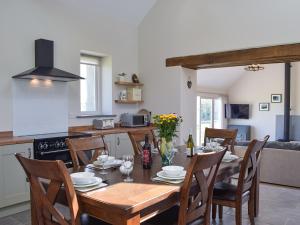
[114, 81, 144, 87]
[115, 100, 144, 104]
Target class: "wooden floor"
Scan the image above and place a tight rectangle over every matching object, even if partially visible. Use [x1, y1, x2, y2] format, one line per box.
[1, 183, 299, 225]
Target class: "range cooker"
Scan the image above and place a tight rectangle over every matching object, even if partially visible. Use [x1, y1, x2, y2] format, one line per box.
[32, 132, 92, 168]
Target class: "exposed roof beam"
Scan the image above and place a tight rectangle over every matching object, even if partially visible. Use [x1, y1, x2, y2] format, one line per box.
[166, 43, 300, 70]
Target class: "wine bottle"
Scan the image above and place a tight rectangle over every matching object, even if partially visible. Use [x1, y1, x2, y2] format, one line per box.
[186, 130, 194, 157]
[143, 134, 152, 169]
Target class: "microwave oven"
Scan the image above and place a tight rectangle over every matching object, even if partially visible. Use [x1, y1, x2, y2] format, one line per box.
[120, 113, 148, 127]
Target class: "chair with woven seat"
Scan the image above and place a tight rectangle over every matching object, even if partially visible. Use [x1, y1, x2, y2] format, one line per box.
[128, 130, 158, 155]
[15, 154, 109, 225]
[212, 135, 269, 225]
[204, 128, 238, 154]
[66, 136, 107, 169]
[143, 148, 227, 225]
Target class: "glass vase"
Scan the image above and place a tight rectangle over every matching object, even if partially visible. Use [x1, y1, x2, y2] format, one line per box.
[160, 138, 173, 166]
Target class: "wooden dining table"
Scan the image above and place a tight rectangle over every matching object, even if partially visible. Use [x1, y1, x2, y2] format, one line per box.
[32, 148, 259, 225]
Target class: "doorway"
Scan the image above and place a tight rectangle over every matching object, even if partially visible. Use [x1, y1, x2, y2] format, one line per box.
[196, 95, 222, 145]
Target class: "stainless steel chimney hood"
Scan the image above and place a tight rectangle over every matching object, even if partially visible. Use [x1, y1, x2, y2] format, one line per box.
[12, 39, 84, 82]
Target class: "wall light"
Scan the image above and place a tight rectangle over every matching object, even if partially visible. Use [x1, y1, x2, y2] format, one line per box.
[244, 64, 264, 72]
[44, 79, 53, 86]
[30, 78, 40, 86]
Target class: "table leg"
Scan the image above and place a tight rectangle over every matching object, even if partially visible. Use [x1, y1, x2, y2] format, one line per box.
[254, 167, 260, 217]
[118, 214, 141, 225]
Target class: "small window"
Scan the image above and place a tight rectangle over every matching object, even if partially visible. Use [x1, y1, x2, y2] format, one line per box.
[80, 54, 102, 113]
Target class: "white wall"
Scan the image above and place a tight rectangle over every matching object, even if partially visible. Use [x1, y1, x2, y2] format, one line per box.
[139, 0, 300, 139]
[228, 64, 285, 140]
[0, 0, 139, 132]
[13, 80, 68, 136]
[228, 63, 300, 140]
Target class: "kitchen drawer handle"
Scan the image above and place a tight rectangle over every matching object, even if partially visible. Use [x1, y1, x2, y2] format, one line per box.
[28, 148, 32, 158]
[3, 152, 25, 157]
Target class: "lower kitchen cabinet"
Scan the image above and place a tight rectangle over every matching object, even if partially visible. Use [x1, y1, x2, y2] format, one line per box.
[0, 143, 33, 209]
[103, 133, 134, 158]
[115, 133, 134, 158]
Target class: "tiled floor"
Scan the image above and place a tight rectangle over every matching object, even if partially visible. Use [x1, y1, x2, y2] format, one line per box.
[1, 183, 299, 225]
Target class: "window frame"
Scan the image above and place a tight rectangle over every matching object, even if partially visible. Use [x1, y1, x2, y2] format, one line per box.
[79, 56, 102, 114]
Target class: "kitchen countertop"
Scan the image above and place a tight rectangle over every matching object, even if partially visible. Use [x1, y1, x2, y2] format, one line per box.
[80, 126, 156, 136]
[0, 126, 156, 146]
[0, 135, 33, 146]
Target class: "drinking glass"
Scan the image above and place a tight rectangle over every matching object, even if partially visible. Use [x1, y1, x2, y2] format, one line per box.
[122, 155, 134, 182]
[98, 149, 109, 175]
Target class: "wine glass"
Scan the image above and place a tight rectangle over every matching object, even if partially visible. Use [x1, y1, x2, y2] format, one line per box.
[98, 149, 109, 175]
[122, 155, 134, 182]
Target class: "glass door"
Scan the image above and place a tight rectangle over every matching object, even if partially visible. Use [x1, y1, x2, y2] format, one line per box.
[196, 96, 223, 146]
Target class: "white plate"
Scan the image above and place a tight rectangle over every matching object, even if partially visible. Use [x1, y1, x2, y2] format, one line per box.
[157, 170, 186, 180]
[222, 154, 239, 162]
[93, 159, 123, 167]
[73, 177, 102, 188]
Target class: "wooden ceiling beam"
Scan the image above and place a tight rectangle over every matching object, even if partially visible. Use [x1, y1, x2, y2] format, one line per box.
[166, 43, 300, 70]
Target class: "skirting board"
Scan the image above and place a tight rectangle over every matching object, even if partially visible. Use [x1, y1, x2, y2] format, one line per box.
[0, 201, 30, 218]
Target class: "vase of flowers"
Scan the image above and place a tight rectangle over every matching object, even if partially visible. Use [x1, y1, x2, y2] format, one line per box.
[153, 114, 183, 166]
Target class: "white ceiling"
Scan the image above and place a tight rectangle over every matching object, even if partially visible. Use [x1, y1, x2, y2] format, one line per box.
[197, 66, 245, 94]
[53, 0, 157, 27]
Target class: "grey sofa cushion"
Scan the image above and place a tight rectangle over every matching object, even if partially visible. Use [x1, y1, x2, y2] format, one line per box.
[235, 141, 300, 151]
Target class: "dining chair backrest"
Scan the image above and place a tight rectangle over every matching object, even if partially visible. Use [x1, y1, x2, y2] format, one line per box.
[66, 136, 107, 168]
[204, 128, 238, 153]
[237, 135, 270, 196]
[128, 130, 158, 155]
[178, 148, 227, 225]
[15, 154, 80, 225]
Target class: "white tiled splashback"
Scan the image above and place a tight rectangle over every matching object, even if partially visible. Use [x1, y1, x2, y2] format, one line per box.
[12, 79, 68, 136]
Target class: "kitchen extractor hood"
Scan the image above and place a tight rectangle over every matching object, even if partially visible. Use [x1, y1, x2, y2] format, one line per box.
[12, 39, 84, 82]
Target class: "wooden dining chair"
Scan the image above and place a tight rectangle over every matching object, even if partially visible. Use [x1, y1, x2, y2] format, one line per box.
[66, 136, 107, 169]
[128, 130, 158, 155]
[204, 128, 238, 154]
[212, 135, 270, 225]
[143, 148, 227, 225]
[15, 154, 109, 225]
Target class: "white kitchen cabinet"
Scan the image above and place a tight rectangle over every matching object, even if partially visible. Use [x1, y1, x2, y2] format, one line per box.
[103, 133, 134, 158]
[103, 134, 117, 156]
[0, 143, 33, 209]
[115, 133, 134, 158]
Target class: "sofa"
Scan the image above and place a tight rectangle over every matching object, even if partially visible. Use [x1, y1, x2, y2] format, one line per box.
[234, 141, 300, 188]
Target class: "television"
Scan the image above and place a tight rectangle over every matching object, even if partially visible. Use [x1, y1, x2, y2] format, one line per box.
[225, 104, 250, 119]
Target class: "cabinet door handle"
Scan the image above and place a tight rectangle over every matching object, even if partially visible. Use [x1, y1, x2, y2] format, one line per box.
[28, 148, 32, 158]
[117, 137, 120, 146]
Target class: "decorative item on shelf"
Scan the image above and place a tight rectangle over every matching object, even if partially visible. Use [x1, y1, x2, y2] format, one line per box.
[119, 90, 127, 101]
[117, 73, 127, 82]
[153, 114, 183, 166]
[259, 103, 270, 111]
[271, 94, 282, 103]
[127, 87, 142, 101]
[187, 76, 192, 89]
[131, 74, 139, 83]
[244, 64, 264, 72]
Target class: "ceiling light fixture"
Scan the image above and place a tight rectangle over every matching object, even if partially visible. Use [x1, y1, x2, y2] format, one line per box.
[244, 64, 264, 72]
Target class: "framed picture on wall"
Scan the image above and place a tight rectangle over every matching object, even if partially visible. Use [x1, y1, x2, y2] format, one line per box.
[271, 94, 282, 103]
[259, 103, 270, 111]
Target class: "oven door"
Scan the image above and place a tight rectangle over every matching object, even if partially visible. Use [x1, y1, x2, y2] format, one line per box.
[34, 150, 73, 168]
